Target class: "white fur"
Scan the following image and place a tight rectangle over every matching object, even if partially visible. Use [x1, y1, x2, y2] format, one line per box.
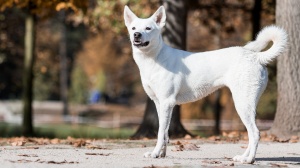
[124, 6, 287, 164]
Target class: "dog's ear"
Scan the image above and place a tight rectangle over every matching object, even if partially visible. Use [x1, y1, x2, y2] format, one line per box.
[151, 6, 166, 28]
[124, 6, 137, 27]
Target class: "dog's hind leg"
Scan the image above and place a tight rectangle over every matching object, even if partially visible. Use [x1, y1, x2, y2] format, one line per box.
[230, 87, 262, 164]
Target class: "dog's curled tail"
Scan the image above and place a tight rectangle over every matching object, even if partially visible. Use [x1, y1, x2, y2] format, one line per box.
[244, 25, 288, 65]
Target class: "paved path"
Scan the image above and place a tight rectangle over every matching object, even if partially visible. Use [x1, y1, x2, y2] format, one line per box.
[0, 140, 299, 167]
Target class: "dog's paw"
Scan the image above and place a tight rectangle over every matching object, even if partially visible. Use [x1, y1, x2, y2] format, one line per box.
[159, 150, 166, 158]
[144, 151, 159, 158]
[233, 155, 242, 162]
[151, 152, 159, 158]
[233, 155, 255, 164]
[144, 152, 152, 158]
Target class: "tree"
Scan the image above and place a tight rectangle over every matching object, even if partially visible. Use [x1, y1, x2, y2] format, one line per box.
[132, 0, 191, 139]
[22, 8, 35, 136]
[58, 10, 69, 122]
[251, 0, 261, 40]
[0, 0, 88, 136]
[270, 0, 300, 138]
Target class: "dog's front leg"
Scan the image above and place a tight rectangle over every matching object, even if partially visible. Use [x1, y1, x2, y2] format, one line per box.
[153, 100, 168, 157]
[144, 102, 174, 158]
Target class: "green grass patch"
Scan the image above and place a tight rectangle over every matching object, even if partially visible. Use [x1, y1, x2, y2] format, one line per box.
[0, 122, 135, 139]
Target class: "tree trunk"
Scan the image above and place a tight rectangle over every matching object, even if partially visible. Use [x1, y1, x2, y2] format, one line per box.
[132, 0, 191, 139]
[59, 11, 69, 122]
[132, 98, 159, 138]
[252, 0, 261, 40]
[270, 0, 300, 138]
[22, 13, 35, 136]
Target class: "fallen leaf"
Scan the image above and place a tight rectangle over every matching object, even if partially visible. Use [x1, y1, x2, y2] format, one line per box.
[48, 160, 65, 164]
[289, 136, 299, 143]
[85, 153, 111, 156]
[172, 141, 199, 151]
[277, 138, 290, 143]
[227, 131, 239, 138]
[240, 145, 248, 149]
[226, 162, 234, 166]
[21, 146, 39, 149]
[184, 134, 192, 139]
[140, 144, 147, 148]
[18, 154, 38, 157]
[202, 160, 222, 164]
[73, 139, 86, 147]
[46, 160, 79, 164]
[11, 141, 26, 146]
[8, 159, 33, 163]
[287, 153, 300, 156]
[86, 145, 106, 150]
[50, 138, 60, 144]
[270, 163, 288, 167]
[223, 156, 232, 161]
[28, 138, 50, 145]
[208, 136, 221, 141]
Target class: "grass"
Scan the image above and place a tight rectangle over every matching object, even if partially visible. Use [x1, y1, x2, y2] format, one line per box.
[0, 122, 136, 139]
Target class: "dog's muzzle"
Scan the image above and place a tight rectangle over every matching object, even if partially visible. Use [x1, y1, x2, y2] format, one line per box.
[133, 32, 149, 47]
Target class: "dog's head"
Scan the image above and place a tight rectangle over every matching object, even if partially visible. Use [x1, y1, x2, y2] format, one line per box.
[124, 6, 166, 50]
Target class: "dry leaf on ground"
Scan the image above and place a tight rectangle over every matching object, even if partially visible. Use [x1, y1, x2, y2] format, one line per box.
[270, 163, 288, 167]
[18, 154, 38, 157]
[11, 141, 26, 146]
[85, 153, 111, 156]
[287, 153, 300, 156]
[208, 136, 221, 141]
[21, 146, 39, 149]
[172, 141, 199, 151]
[289, 136, 299, 143]
[202, 160, 222, 164]
[45, 160, 78, 164]
[86, 145, 106, 150]
[35, 159, 78, 164]
[8, 159, 32, 163]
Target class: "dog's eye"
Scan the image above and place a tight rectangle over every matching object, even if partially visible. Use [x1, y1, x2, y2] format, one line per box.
[146, 27, 151, 30]
[132, 27, 136, 30]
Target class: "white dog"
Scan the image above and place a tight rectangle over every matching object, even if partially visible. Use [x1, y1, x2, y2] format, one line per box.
[124, 6, 287, 164]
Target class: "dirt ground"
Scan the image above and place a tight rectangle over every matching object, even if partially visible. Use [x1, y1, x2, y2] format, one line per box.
[0, 137, 300, 168]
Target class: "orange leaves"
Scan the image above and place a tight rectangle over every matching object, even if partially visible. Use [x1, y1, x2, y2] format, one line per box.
[11, 141, 26, 146]
[56, 0, 88, 13]
[4, 136, 106, 149]
[0, 0, 88, 18]
[9, 137, 27, 146]
[260, 132, 300, 143]
[172, 141, 200, 151]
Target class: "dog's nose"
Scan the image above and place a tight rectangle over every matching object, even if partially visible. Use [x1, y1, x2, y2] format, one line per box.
[134, 32, 142, 38]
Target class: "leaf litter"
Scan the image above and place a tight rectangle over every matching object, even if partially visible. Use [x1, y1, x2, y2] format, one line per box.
[85, 153, 111, 156]
[8, 159, 79, 164]
[172, 141, 199, 151]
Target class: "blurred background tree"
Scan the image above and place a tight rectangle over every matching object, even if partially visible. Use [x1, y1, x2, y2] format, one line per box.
[270, 0, 300, 138]
[1, 0, 297, 139]
[0, 0, 88, 136]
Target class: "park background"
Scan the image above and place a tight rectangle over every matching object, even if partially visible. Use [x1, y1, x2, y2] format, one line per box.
[0, 0, 299, 140]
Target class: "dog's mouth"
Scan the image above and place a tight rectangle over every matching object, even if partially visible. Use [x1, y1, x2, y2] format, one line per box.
[133, 40, 150, 47]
